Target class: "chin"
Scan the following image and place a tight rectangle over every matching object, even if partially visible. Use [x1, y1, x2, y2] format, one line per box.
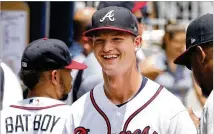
[60, 94, 68, 101]
[103, 70, 117, 76]
[102, 66, 117, 75]
[103, 68, 126, 76]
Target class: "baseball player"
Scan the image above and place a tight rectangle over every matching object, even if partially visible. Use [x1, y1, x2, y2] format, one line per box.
[174, 13, 213, 134]
[0, 38, 87, 134]
[70, 6, 196, 134]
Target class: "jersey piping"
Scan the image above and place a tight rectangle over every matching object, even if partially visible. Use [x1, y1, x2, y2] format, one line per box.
[10, 104, 66, 110]
[90, 85, 164, 134]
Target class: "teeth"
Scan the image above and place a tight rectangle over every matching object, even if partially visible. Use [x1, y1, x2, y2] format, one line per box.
[103, 55, 118, 58]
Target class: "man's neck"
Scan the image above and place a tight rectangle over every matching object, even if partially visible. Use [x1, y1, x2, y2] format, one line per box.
[103, 67, 142, 105]
[27, 85, 60, 100]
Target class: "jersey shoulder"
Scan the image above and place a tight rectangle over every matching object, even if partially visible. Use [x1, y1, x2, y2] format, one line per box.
[145, 79, 187, 114]
[1, 97, 72, 115]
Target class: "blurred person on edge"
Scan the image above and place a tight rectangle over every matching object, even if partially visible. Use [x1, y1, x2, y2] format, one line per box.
[65, 7, 96, 104]
[174, 14, 213, 134]
[140, 21, 197, 106]
[0, 61, 23, 110]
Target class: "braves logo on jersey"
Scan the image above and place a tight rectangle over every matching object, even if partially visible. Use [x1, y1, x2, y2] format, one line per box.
[74, 126, 158, 134]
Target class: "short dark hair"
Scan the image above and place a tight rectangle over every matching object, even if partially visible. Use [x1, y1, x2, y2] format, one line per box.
[19, 69, 42, 90]
[190, 41, 213, 52]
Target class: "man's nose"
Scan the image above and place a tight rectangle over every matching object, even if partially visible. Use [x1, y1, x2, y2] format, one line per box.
[102, 40, 114, 52]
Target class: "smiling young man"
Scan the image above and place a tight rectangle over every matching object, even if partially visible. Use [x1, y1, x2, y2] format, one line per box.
[70, 6, 196, 134]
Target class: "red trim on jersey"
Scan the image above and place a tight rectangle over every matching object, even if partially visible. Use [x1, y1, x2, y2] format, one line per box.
[10, 104, 66, 110]
[122, 85, 163, 131]
[90, 89, 111, 134]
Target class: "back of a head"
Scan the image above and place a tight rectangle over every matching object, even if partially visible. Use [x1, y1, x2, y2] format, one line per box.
[19, 38, 87, 91]
[73, 7, 96, 41]
[74, 7, 96, 24]
[98, 1, 134, 11]
[174, 13, 213, 69]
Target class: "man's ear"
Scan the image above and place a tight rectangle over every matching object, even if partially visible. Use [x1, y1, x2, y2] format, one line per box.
[134, 36, 142, 51]
[51, 70, 59, 85]
[195, 46, 206, 63]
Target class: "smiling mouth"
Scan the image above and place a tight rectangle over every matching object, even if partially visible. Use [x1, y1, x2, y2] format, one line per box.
[102, 54, 119, 60]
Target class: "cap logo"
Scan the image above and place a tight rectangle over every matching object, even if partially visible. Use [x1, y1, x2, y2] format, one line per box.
[191, 38, 195, 44]
[100, 10, 115, 22]
[134, 27, 137, 32]
[22, 62, 27, 67]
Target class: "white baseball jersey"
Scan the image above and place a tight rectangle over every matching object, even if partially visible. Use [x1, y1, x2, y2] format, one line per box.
[199, 90, 213, 134]
[70, 78, 197, 134]
[1, 97, 72, 134]
[1, 62, 23, 109]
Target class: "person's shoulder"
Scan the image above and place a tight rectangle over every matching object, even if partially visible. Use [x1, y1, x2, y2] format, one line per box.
[8, 97, 70, 111]
[146, 78, 186, 109]
[146, 79, 188, 121]
[145, 78, 162, 88]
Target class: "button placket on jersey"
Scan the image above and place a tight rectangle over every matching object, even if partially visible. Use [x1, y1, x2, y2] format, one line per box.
[111, 110, 124, 133]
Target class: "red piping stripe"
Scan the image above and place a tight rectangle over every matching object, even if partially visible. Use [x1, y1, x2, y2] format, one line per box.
[10, 104, 66, 110]
[90, 89, 111, 134]
[123, 85, 164, 131]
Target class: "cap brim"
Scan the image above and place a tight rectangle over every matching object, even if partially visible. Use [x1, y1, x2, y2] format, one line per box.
[174, 49, 191, 70]
[83, 26, 137, 37]
[65, 60, 87, 70]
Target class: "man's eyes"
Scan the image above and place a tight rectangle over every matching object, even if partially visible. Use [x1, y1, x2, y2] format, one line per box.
[112, 38, 123, 41]
[94, 37, 124, 44]
[94, 39, 104, 43]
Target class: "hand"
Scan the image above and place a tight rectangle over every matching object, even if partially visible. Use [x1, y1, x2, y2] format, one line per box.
[188, 107, 200, 128]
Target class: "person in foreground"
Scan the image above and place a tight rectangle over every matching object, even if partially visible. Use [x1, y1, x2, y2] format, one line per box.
[174, 13, 213, 134]
[70, 6, 196, 134]
[0, 38, 87, 134]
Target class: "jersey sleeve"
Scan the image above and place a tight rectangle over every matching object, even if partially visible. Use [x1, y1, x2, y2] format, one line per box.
[168, 110, 197, 134]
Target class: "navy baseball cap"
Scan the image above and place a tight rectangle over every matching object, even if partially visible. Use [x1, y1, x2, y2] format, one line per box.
[97, 1, 134, 11]
[174, 13, 213, 69]
[21, 38, 87, 71]
[83, 6, 138, 37]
